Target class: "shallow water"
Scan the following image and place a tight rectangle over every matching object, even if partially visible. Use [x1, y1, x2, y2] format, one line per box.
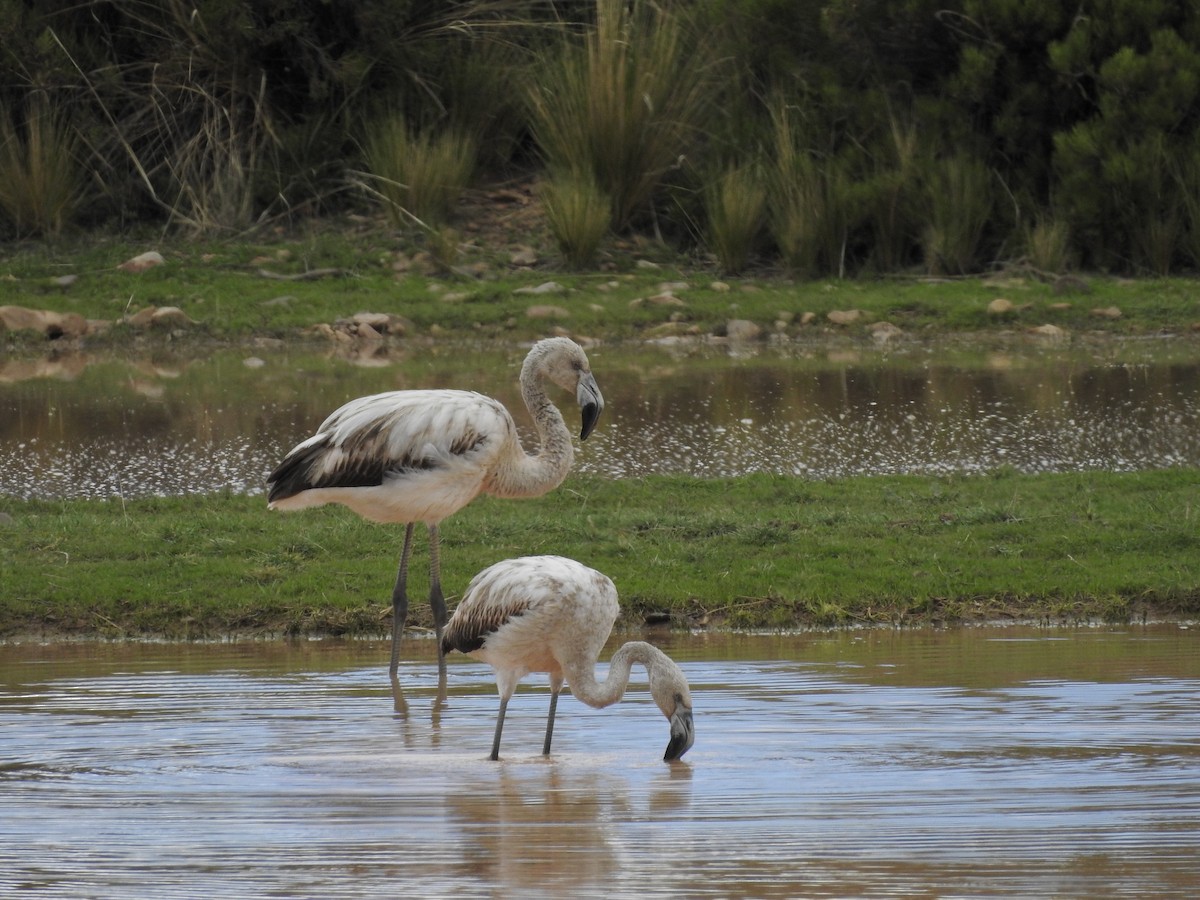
[2, 338, 1200, 498]
[2, 628, 1198, 898]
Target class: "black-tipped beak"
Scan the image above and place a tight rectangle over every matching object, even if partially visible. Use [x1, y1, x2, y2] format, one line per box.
[577, 373, 604, 441]
[664, 706, 694, 761]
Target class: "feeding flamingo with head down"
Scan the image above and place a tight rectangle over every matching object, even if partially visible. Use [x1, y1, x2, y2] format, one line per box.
[266, 338, 604, 681]
[441, 555, 695, 762]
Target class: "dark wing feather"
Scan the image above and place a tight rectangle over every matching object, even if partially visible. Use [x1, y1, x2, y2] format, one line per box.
[441, 575, 537, 657]
[267, 397, 497, 503]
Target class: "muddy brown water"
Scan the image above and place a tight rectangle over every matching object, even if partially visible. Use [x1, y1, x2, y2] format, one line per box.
[2, 337, 1200, 498]
[2, 628, 1198, 898]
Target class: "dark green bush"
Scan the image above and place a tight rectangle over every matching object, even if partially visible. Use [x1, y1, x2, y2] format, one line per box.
[0, 0, 1197, 273]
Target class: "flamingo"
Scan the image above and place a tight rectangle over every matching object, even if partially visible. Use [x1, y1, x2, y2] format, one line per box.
[266, 338, 604, 680]
[441, 555, 695, 762]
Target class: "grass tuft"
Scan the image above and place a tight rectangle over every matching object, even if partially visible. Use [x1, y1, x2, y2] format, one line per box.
[704, 163, 767, 274]
[539, 172, 611, 269]
[1023, 213, 1074, 274]
[0, 96, 84, 238]
[921, 154, 994, 275]
[361, 115, 476, 230]
[528, 0, 709, 230]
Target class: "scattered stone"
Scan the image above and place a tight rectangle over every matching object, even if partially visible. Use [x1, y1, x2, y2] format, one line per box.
[0, 305, 89, 338]
[1030, 323, 1068, 340]
[987, 298, 1016, 315]
[826, 309, 863, 326]
[1049, 302, 1072, 312]
[659, 281, 689, 293]
[261, 295, 296, 308]
[510, 246, 539, 267]
[514, 281, 567, 296]
[525, 304, 571, 319]
[243, 357, 266, 369]
[635, 259, 661, 270]
[0, 511, 14, 527]
[52, 274, 78, 288]
[305, 323, 337, 340]
[351, 312, 393, 330]
[1090, 306, 1122, 319]
[710, 281, 731, 292]
[355, 322, 383, 342]
[725, 319, 762, 341]
[125, 305, 195, 329]
[869, 321, 904, 342]
[799, 311, 818, 326]
[334, 311, 409, 336]
[440, 291, 471, 303]
[118, 250, 165, 273]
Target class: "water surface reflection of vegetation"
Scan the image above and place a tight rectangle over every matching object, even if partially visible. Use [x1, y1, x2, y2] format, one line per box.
[2, 338, 1199, 498]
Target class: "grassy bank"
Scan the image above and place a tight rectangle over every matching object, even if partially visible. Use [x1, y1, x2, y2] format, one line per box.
[2, 471, 1198, 641]
[4, 233, 1200, 349]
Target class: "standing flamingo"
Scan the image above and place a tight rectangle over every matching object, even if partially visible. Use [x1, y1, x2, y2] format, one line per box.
[266, 338, 604, 680]
[441, 555, 695, 761]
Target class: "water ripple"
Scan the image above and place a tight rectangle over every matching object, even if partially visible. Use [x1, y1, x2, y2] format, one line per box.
[1, 631, 1197, 898]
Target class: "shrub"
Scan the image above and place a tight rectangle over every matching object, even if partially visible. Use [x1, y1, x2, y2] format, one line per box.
[861, 115, 922, 273]
[1178, 151, 1200, 273]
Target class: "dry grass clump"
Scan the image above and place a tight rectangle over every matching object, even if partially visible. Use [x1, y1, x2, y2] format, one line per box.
[362, 116, 477, 230]
[704, 163, 767, 275]
[921, 154, 994, 275]
[0, 96, 83, 238]
[529, 0, 709, 231]
[540, 173, 612, 269]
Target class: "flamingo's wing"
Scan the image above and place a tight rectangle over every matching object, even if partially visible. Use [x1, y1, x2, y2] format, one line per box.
[440, 557, 546, 655]
[441, 556, 617, 658]
[267, 390, 511, 502]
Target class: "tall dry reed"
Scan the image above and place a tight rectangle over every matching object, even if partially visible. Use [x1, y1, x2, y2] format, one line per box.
[0, 95, 83, 238]
[529, 0, 709, 230]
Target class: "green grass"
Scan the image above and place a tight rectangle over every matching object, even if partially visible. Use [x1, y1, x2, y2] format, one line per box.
[2, 471, 1198, 640]
[3, 233, 1200, 347]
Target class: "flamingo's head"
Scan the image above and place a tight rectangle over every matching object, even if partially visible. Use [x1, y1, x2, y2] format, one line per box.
[529, 337, 605, 440]
[647, 653, 695, 762]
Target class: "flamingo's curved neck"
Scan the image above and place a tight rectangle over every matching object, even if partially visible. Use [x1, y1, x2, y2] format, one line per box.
[563, 642, 664, 710]
[485, 357, 575, 499]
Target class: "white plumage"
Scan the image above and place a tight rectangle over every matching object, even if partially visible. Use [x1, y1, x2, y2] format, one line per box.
[442, 556, 695, 762]
[267, 338, 604, 679]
